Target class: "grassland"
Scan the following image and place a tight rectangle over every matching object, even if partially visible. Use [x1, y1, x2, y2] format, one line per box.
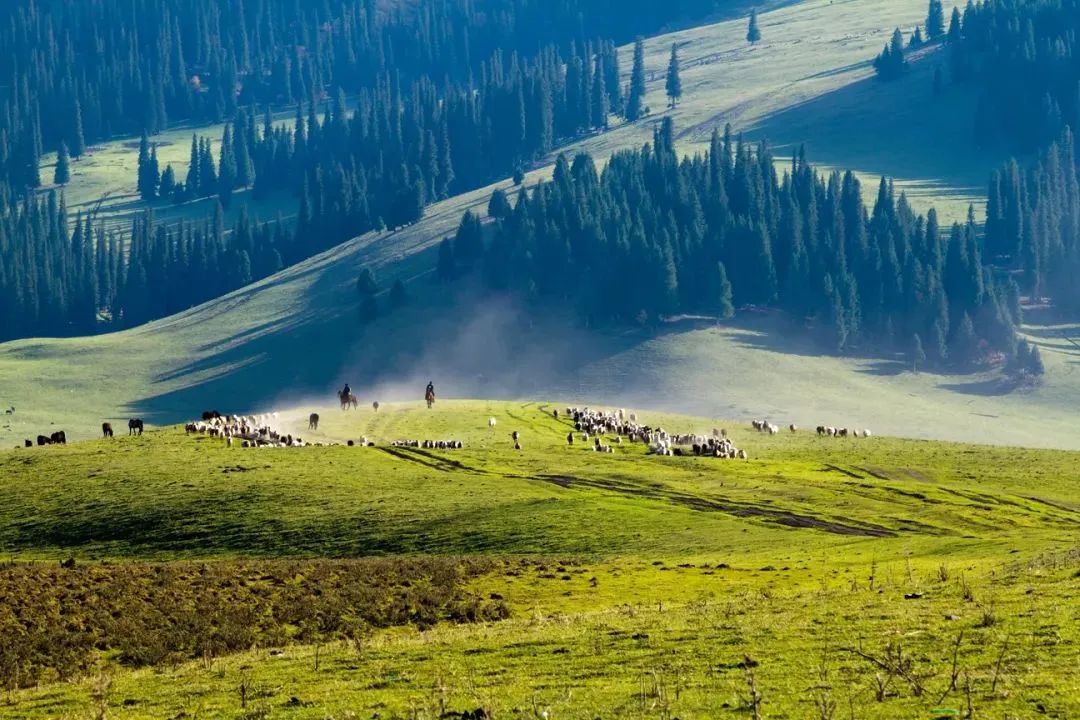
[1, 401, 1077, 718]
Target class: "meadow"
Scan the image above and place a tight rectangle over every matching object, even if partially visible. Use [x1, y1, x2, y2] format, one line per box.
[1, 401, 1077, 718]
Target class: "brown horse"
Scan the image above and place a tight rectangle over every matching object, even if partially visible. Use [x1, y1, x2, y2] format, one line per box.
[425, 388, 435, 409]
[309, 413, 320, 430]
[338, 390, 359, 410]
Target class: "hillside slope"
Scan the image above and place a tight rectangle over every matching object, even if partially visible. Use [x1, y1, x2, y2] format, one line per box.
[3, 401, 1079, 718]
[4, 0, 1074, 449]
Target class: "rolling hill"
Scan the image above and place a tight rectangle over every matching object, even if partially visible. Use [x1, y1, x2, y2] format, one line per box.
[4, 0, 1076, 450]
[2, 401, 1078, 717]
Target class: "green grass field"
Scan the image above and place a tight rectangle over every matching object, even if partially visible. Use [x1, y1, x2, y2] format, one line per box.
[1, 401, 1077, 718]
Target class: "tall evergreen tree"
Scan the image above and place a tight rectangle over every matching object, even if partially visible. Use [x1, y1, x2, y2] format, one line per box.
[747, 9, 762, 44]
[626, 38, 647, 121]
[926, 0, 945, 40]
[53, 142, 70, 186]
[665, 44, 683, 108]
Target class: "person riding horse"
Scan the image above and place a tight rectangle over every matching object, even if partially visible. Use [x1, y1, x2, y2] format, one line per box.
[425, 381, 435, 409]
[339, 383, 358, 409]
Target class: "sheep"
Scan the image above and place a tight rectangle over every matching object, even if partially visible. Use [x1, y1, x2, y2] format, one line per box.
[511, 430, 519, 442]
[514, 441, 522, 451]
[226, 436, 233, 447]
[863, 429, 872, 438]
[488, 417, 497, 429]
[789, 424, 797, 433]
[553, 409, 559, 420]
[566, 432, 574, 446]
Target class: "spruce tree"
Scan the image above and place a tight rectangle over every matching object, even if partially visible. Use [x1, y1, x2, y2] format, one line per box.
[926, 0, 945, 40]
[747, 9, 761, 44]
[626, 38, 647, 121]
[71, 100, 86, 158]
[488, 189, 511, 219]
[665, 44, 682, 108]
[356, 267, 378, 296]
[159, 165, 176, 198]
[947, 8, 962, 43]
[53, 142, 70, 186]
[715, 262, 734, 319]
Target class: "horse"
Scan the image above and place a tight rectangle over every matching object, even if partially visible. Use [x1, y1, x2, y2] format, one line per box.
[102, 422, 114, 438]
[338, 390, 359, 410]
[128, 418, 144, 435]
[309, 413, 320, 430]
[425, 388, 435, 409]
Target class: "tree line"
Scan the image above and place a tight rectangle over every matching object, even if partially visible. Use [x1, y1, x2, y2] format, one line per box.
[2, 0, 723, 340]
[0, 193, 290, 340]
[440, 119, 1030, 374]
[0, 0, 718, 200]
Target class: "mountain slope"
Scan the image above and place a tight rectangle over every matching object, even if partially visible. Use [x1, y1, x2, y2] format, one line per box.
[4, 0, 1075, 449]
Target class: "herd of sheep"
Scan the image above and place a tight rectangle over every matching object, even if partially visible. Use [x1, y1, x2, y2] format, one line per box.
[185, 412, 310, 448]
[13, 402, 874, 457]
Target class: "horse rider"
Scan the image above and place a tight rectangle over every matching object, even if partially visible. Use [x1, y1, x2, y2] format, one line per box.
[342, 382, 351, 399]
[425, 381, 435, 405]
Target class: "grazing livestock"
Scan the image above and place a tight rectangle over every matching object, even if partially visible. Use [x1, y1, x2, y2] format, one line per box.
[511, 431, 519, 442]
[308, 413, 320, 431]
[815, 423, 869, 439]
[50, 431, 66, 445]
[36, 435, 49, 446]
[372, 401, 380, 413]
[24, 439, 32, 448]
[559, 406, 749, 462]
[488, 417, 497, 429]
[391, 439, 463, 449]
[128, 418, 144, 436]
[789, 424, 797, 433]
[201, 410, 221, 421]
[102, 422, 114, 438]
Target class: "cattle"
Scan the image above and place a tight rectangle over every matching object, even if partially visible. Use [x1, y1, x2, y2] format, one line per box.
[49, 430, 66, 445]
[308, 413, 319, 431]
[24, 439, 32, 448]
[128, 418, 144, 436]
[36, 435, 50, 446]
[102, 422, 114, 438]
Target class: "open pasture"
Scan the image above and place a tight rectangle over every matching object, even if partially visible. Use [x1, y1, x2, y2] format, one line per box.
[1, 401, 1078, 717]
